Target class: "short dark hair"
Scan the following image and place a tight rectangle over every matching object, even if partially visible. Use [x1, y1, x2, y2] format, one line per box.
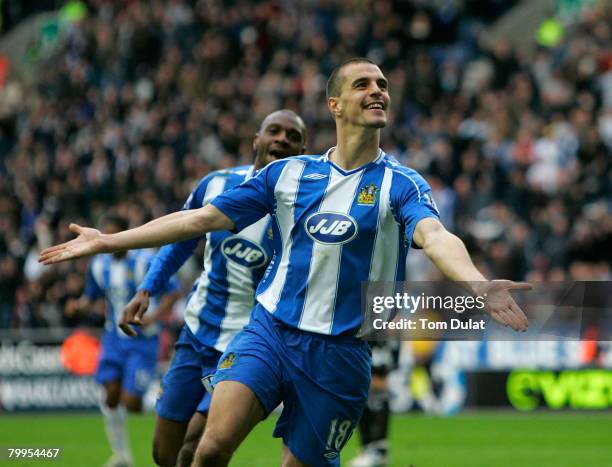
[259, 109, 307, 140]
[101, 214, 129, 232]
[326, 57, 376, 99]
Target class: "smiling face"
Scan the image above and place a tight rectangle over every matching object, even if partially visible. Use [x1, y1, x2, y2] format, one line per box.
[328, 62, 390, 129]
[253, 110, 307, 169]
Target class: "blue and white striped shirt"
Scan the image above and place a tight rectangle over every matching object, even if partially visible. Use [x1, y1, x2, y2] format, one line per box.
[211, 149, 439, 336]
[140, 165, 273, 352]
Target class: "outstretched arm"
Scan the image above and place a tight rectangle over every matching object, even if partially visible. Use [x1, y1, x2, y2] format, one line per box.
[413, 217, 530, 331]
[39, 204, 234, 265]
[413, 218, 487, 283]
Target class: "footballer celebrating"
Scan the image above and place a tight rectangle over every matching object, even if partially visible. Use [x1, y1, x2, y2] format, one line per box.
[40, 58, 529, 467]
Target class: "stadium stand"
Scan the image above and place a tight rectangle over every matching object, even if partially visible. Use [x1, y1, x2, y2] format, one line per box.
[0, 0, 610, 331]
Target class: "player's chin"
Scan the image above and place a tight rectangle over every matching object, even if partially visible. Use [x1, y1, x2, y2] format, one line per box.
[366, 117, 387, 129]
[362, 111, 387, 128]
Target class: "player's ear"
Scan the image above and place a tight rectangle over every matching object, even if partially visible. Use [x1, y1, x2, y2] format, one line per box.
[328, 97, 341, 118]
[252, 134, 259, 150]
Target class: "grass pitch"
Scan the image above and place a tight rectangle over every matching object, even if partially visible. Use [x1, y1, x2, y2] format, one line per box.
[0, 411, 610, 466]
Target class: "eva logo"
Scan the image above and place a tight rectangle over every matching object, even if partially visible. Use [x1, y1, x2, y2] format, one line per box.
[305, 212, 358, 245]
[221, 237, 268, 268]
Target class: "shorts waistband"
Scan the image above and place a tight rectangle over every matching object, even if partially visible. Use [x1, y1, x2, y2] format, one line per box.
[253, 304, 365, 346]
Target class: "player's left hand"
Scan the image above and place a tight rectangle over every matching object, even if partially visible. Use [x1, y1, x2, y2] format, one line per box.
[477, 280, 531, 332]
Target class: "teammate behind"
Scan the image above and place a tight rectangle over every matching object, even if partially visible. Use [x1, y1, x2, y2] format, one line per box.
[65, 214, 180, 467]
[118, 110, 307, 467]
[40, 58, 530, 466]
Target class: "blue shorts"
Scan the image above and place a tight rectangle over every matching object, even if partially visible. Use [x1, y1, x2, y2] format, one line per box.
[156, 326, 223, 422]
[213, 305, 371, 466]
[95, 333, 158, 397]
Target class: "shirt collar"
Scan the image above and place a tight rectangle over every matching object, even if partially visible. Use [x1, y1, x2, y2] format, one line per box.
[323, 147, 385, 175]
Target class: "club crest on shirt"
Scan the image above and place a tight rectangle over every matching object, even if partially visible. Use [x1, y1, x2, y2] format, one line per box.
[219, 352, 237, 369]
[357, 184, 378, 206]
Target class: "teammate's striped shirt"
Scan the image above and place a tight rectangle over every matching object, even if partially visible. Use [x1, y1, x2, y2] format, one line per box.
[85, 250, 179, 340]
[210, 149, 440, 336]
[139, 166, 273, 352]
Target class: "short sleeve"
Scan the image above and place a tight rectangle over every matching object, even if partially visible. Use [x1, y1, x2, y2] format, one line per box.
[391, 170, 440, 248]
[210, 162, 281, 232]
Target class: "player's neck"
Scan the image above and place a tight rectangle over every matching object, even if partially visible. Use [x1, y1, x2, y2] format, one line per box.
[253, 153, 265, 171]
[332, 126, 381, 171]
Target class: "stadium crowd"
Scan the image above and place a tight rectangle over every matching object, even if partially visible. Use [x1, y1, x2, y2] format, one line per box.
[0, 0, 610, 330]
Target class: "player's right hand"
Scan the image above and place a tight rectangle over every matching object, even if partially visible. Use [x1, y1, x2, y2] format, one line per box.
[38, 224, 106, 265]
[119, 290, 151, 337]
